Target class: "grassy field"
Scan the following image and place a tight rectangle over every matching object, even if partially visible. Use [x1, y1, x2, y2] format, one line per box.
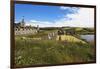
[15, 34, 95, 67]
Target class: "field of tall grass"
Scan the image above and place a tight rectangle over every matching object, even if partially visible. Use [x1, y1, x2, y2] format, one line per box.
[15, 34, 95, 67]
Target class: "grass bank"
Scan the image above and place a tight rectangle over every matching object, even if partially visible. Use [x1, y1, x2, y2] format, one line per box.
[15, 35, 95, 67]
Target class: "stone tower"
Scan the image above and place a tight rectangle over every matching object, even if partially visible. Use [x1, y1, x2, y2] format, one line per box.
[37, 25, 40, 33]
[20, 16, 25, 27]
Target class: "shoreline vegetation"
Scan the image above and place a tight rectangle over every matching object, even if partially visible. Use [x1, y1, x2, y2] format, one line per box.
[15, 27, 95, 67]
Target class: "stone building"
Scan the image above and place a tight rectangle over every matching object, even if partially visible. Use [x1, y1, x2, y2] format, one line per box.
[14, 17, 39, 35]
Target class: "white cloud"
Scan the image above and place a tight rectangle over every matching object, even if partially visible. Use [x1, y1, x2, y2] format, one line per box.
[30, 20, 39, 23]
[25, 20, 54, 27]
[54, 7, 94, 27]
[60, 6, 79, 14]
[60, 6, 70, 10]
[68, 8, 94, 27]
[25, 8, 94, 28]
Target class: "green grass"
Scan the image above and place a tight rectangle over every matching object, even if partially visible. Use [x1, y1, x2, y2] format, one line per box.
[15, 36, 95, 67]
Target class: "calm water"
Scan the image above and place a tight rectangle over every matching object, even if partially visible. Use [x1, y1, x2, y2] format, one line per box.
[80, 35, 94, 42]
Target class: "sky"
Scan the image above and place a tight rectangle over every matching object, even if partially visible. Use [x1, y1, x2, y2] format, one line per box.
[15, 4, 94, 27]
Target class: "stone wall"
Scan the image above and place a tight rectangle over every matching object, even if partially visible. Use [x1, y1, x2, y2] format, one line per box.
[15, 29, 37, 35]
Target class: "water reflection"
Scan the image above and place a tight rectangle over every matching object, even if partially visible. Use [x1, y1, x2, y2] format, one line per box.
[80, 35, 94, 42]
